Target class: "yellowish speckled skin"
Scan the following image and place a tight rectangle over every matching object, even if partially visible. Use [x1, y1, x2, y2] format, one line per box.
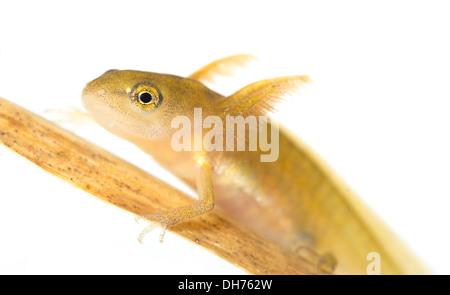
[82, 56, 425, 274]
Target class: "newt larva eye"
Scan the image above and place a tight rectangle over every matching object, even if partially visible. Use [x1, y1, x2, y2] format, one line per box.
[132, 85, 161, 111]
[138, 92, 154, 105]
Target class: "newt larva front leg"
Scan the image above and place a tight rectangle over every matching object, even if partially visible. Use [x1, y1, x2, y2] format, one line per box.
[136, 160, 215, 243]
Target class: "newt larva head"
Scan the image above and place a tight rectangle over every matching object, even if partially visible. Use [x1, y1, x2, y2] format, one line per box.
[82, 69, 221, 142]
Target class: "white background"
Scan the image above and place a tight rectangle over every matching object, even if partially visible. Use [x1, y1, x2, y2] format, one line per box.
[0, 0, 449, 274]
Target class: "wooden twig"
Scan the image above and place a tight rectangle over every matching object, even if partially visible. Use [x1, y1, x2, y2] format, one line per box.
[0, 96, 326, 275]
